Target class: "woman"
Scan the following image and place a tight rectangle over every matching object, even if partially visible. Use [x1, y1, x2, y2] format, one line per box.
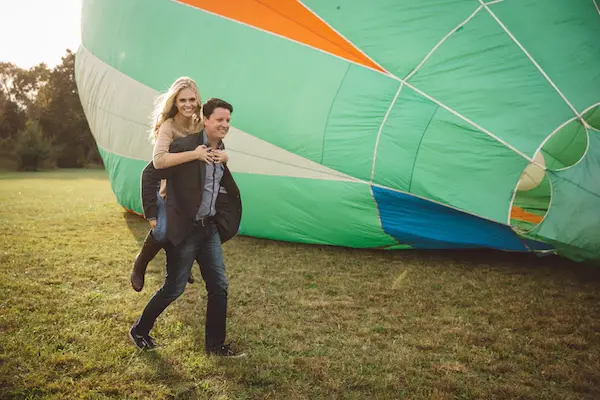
[130, 77, 229, 292]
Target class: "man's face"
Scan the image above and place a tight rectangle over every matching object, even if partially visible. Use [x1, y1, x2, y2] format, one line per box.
[204, 107, 231, 142]
[175, 88, 198, 118]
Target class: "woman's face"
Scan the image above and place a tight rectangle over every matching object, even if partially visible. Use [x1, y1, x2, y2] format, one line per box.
[175, 87, 198, 119]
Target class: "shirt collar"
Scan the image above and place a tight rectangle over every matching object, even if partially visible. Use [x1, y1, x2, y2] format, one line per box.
[201, 129, 223, 150]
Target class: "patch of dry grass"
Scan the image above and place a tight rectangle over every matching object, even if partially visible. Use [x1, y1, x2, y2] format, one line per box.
[1, 169, 600, 399]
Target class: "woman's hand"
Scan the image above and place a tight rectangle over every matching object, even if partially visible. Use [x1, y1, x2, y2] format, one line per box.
[193, 145, 214, 164]
[212, 150, 229, 164]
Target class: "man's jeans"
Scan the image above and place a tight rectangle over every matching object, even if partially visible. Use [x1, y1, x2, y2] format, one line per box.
[134, 222, 229, 351]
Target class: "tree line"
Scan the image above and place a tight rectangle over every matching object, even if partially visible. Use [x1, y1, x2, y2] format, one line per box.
[0, 49, 101, 171]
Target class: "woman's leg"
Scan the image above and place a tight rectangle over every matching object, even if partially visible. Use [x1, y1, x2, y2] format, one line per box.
[130, 192, 166, 292]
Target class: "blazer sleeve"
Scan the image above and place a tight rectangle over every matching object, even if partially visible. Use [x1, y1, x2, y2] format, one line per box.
[143, 135, 201, 218]
[141, 161, 171, 219]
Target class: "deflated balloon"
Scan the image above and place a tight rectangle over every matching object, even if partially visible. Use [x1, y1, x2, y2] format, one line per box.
[75, 0, 600, 262]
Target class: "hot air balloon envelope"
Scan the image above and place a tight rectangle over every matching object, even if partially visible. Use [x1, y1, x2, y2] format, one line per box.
[76, 0, 600, 262]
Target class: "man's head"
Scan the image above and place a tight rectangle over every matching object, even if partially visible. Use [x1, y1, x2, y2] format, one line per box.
[203, 98, 233, 143]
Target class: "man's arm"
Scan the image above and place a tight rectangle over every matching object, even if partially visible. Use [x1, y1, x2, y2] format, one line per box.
[141, 161, 172, 220]
[143, 135, 207, 218]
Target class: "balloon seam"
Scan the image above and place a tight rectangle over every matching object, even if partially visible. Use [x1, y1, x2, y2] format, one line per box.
[171, 0, 386, 76]
[401, 81, 534, 162]
[407, 106, 441, 193]
[370, 82, 404, 184]
[296, 0, 391, 75]
[403, 5, 484, 81]
[534, 102, 600, 163]
[479, 0, 582, 119]
[320, 64, 351, 164]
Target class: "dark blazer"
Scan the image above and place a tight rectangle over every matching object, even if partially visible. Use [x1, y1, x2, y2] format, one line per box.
[141, 134, 242, 246]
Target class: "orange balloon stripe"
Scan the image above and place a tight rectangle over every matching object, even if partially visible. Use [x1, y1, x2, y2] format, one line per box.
[510, 206, 544, 224]
[178, 0, 386, 73]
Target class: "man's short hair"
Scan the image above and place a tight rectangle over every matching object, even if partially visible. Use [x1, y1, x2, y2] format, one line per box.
[203, 98, 233, 119]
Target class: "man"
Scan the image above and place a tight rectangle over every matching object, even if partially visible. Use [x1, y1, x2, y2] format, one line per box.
[129, 98, 244, 357]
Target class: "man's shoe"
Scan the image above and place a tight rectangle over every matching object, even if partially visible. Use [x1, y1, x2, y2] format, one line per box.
[206, 343, 246, 358]
[188, 273, 195, 284]
[129, 326, 158, 351]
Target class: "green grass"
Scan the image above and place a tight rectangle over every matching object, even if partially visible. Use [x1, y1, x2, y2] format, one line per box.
[1, 169, 600, 399]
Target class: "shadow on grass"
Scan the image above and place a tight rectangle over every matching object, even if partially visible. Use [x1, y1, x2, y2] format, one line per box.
[123, 206, 600, 286]
[123, 210, 150, 248]
[133, 350, 198, 395]
[402, 247, 600, 283]
[231, 235, 600, 284]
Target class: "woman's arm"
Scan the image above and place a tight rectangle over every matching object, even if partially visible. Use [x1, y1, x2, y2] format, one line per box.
[152, 124, 203, 169]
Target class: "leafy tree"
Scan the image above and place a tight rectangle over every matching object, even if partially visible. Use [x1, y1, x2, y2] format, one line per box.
[0, 90, 26, 139]
[37, 50, 100, 167]
[1, 50, 101, 170]
[14, 120, 51, 171]
[0, 62, 19, 102]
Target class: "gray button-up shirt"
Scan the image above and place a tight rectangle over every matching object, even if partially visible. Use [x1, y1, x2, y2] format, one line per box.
[196, 131, 224, 220]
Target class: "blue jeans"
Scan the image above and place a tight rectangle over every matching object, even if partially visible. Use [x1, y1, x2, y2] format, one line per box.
[134, 222, 229, 351]
[151, 192, 167, 243]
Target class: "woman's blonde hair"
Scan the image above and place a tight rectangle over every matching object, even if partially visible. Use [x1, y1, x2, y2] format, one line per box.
[150, 76, 202, 141]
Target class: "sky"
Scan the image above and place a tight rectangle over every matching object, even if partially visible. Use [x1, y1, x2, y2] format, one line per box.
[0, 0, 82, 69]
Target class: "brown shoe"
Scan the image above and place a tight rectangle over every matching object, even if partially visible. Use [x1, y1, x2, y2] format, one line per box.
[188, 273, 195, 284]
[131, 231, 162, 292]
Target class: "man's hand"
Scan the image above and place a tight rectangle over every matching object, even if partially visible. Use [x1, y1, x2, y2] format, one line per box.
[212, 150, 229, 164]
[149, 219, 157, 229]
[193, 145, 214, 164]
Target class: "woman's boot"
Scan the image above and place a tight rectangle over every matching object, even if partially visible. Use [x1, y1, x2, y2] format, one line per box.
[130, 231, 195, 291]
[130, 231, 162, 292]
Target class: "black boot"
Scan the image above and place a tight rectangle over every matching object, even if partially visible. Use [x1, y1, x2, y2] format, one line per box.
[131, 231, 162, 292]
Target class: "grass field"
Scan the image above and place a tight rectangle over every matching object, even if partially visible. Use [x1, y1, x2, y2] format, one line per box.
[1, 169, 600, 399]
